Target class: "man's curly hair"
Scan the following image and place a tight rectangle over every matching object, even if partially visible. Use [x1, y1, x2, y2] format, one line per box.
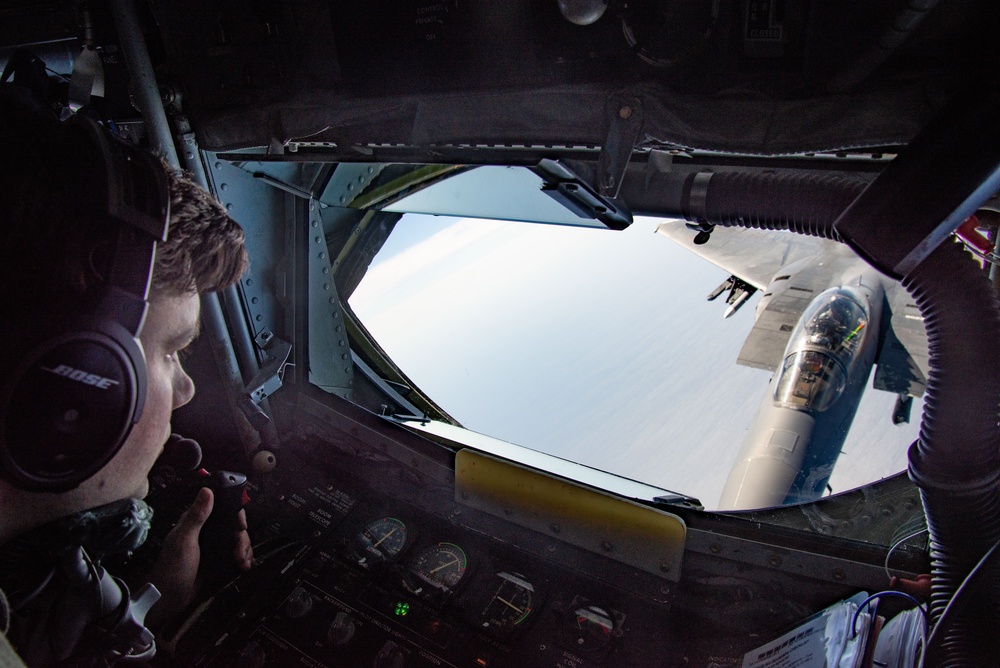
[155, 168, 249, 298]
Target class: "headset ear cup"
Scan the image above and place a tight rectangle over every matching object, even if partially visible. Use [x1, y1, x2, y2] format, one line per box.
[0, 317, 147, 492]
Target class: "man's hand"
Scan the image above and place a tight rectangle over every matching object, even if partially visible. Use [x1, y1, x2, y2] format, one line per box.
[146, 487, 253, 628]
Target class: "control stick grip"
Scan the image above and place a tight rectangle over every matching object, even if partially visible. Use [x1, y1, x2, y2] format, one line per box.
[194, 468, 250, 584]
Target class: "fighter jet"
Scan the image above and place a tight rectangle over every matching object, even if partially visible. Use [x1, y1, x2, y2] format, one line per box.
[656, 221, 931, 510]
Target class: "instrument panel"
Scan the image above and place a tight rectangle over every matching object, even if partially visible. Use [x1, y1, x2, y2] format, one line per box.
[137, 400, 920, 668]
[153, 440, 681, 668]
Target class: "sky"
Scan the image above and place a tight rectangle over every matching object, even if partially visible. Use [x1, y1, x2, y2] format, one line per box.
[349, 213, 923, 510]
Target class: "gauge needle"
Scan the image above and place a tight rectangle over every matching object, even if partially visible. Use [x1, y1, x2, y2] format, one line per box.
[430, 557, 461, 574]
[372, 527, 398, 549]
[497, 596, 524, 614]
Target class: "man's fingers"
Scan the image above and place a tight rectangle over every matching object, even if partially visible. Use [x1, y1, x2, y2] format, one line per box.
[234, 508, 253, 569]
[177, 487, 215, 534]
[148, 489, 214, 626]
[233, 530, 253, 571]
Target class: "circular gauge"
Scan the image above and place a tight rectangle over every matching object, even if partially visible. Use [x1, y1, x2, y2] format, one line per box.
[480, 571, 534, 634]
[405, 542, 469, 596]
[564, 604, 615, 652]
[281, 586, 315, 619]
[354, 517, 408, 566]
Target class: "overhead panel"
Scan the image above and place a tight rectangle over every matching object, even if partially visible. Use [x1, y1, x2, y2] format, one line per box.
[384, 166, 608, 228]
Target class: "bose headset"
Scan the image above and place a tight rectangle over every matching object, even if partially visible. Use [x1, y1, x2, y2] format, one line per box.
[0, 94, 171, 492]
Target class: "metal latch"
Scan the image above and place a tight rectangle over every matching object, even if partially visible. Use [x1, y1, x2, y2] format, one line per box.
[238, 329, 292, 430]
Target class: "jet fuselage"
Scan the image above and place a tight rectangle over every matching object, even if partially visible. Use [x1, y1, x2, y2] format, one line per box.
[718, 258, 886, 509]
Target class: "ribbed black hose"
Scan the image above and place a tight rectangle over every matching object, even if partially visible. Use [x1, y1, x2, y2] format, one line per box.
[688, 171, 868, 241]
[903, 242, 1000, 665]
[686, 171, 1000, 665]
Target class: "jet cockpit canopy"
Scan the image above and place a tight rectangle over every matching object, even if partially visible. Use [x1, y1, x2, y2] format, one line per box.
[774, 288, 871, 412]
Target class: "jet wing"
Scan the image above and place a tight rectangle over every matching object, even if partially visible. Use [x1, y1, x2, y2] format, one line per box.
[733, 276, 817, 372]
[655, 220, 837, 291]
[656, 221, 845, 372]
[657, 220, 931, 390]
[873, 285, 930, 398]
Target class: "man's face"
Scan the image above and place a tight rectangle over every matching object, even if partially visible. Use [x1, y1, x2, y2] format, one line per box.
[75, 293, 199, 503]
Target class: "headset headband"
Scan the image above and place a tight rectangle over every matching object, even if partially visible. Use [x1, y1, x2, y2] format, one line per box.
[69, 118, 170, 332]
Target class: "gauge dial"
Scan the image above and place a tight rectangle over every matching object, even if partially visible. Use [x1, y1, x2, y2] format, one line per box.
[564, 604, 615, 652]
[354, 517, 408, 566]
[281, 586, 315, 619]
[405, 542, 469, 596]
[480, 571, 534, 634]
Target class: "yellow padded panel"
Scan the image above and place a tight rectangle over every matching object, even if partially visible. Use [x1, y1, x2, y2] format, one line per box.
[455, 449, 685, 581]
